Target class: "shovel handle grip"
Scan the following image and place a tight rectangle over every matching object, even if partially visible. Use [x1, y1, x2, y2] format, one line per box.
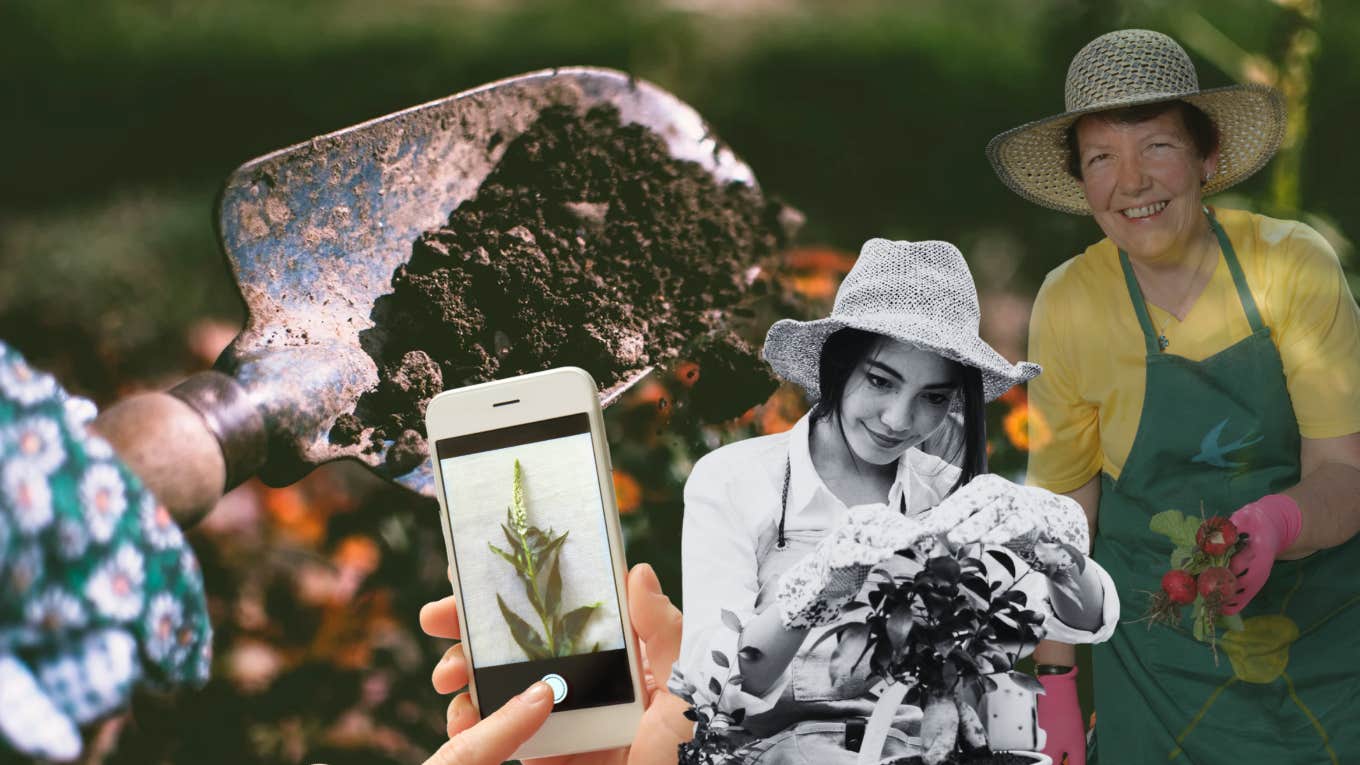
[92, 371, 266, 528]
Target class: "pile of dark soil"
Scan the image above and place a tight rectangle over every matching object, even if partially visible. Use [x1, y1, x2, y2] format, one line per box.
[333, 103, 793, 468]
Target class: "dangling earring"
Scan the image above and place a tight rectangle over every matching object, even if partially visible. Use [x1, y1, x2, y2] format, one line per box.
[1201, 170, 1214, 187]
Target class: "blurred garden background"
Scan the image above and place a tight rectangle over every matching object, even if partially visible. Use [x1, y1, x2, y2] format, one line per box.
[2, 0, 1357, 762]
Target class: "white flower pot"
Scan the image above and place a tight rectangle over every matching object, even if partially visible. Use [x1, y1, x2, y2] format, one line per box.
[981, 674, 1045, 753]
[855, 679, 1053, 765]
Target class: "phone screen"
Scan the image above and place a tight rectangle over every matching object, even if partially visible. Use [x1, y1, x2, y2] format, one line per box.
[436, 412, 634, 714]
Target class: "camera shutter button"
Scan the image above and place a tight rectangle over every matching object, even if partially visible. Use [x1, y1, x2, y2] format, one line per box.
[542, 673, 568, 704]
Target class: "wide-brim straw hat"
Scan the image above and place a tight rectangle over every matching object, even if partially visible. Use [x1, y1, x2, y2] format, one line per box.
[986, 28, 1286, 215]
[763, 238, 1040, 403]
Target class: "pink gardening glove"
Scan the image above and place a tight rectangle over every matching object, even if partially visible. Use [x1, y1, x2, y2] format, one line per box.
[1224, 494, 1302, 615]
[1037, 667, 1085, 765]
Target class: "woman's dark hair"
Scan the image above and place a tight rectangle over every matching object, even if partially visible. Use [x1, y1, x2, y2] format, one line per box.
[809, 327, 987, 494]
[1063, 99, 1219, 180]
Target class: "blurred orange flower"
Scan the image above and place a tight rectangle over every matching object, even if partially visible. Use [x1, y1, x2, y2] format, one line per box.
[613, 470, 642, 514]
[1003, 404, 1030, 451]
[757, 385, 808, 435]
[674, 361, 700, 387]
[309, 591, 394, 670]
[791, 272, 839, 300]
[630, 378, 668, 407]
[783, 247, 856, 301]
[761, 408, 795, 435]
[784, 247, 857, 273]
[1002, 398, 1052, 453]
[333, 535, 381, 577]
[262, 484, 325, 545]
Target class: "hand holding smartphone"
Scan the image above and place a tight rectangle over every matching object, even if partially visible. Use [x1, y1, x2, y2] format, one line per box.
[425, 368, 645, 759]
[420, 562, 693, 765]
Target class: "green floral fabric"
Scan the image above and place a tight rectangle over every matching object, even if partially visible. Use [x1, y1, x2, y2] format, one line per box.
[0, 341, 212, 761]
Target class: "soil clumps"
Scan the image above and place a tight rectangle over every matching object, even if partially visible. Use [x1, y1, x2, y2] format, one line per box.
[333, 103, 793, 462]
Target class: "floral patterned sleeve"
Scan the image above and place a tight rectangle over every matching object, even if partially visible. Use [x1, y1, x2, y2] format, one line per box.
[0, 341, 212, 761]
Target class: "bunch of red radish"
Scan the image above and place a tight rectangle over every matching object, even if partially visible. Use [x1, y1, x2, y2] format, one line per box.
[1144, 516, 1250, 650]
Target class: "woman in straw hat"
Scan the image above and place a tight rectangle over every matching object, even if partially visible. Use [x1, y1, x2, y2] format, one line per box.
[670, 238, 1118, 763]
[988, 28, 1360, 765]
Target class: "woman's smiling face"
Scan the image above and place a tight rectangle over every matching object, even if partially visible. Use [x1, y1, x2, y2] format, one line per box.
[1074, 109, 1218, 262]
[836, 338, 961, 466]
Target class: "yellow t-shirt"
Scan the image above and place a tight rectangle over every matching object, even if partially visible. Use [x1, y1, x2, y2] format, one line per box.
[1026, 207, 1360, 494]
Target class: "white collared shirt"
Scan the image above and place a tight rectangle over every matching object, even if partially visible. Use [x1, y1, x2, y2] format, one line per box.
[673, 412, 1118, 715]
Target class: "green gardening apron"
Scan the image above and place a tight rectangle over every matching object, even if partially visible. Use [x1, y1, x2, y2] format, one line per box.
[1090, 209, 1360, 764]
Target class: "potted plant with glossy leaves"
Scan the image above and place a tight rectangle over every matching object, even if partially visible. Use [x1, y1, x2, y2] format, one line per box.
[825, 540, 1052, 765]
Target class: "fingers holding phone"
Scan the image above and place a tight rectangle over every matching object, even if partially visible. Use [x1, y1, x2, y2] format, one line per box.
[625, 564, 693, 762]
[425, 682, 557, 765]
[432, 643, 469, 696]
[425, 368, 647, 759]
[422, 563, 692, 765]
[626, 564, 683, 688]
[419, 594, 461, 639]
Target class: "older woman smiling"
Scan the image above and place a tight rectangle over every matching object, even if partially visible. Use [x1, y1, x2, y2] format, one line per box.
[989, 29, 1360, 765]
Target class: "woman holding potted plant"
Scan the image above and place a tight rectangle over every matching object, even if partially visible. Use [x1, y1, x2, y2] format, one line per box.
[672, 238, 1120, 764]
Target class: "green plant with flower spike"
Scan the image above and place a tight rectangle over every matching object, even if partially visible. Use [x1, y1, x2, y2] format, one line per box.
[487, 459, 602, 659]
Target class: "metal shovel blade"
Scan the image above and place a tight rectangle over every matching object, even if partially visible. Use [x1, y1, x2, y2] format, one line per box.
[213, 67, 757, 497]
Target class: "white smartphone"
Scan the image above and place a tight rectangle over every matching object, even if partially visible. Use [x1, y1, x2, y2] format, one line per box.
[425, 367, 644, 759]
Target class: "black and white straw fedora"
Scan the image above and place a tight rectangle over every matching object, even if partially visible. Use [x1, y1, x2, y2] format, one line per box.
[762, 238, 1040, 403]
[986, 29, 1286, 215]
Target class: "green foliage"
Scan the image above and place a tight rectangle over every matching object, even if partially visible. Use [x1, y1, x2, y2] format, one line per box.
[1149, 509, 1201, 548]
[1170, 543, 1197, 569]
[488, 459, 601, 660]
[1192, 595, 1210, 642]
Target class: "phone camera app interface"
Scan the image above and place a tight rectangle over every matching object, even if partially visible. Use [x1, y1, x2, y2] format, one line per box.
[437, 413, 633, 714]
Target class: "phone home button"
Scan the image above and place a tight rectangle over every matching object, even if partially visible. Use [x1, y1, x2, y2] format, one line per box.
[542, 673, 568, 704]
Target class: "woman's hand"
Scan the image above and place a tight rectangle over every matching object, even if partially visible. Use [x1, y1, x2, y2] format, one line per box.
[1035, 667, 1086, 765]
[1224, 495, 1301, 615]
[772, 508, 923, 629]
[772, 547, 871, 630]
[418, 563, 691, 765]
[940, 476, 1090, 561]
[924, 473, 1015, 536]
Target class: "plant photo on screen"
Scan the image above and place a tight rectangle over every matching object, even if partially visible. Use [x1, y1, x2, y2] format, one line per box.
[488, 459, 603, 660]
[442, 431, 625, 669]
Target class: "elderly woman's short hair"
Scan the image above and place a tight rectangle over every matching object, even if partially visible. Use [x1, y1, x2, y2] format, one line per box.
[1064, 100, 1220, 181]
